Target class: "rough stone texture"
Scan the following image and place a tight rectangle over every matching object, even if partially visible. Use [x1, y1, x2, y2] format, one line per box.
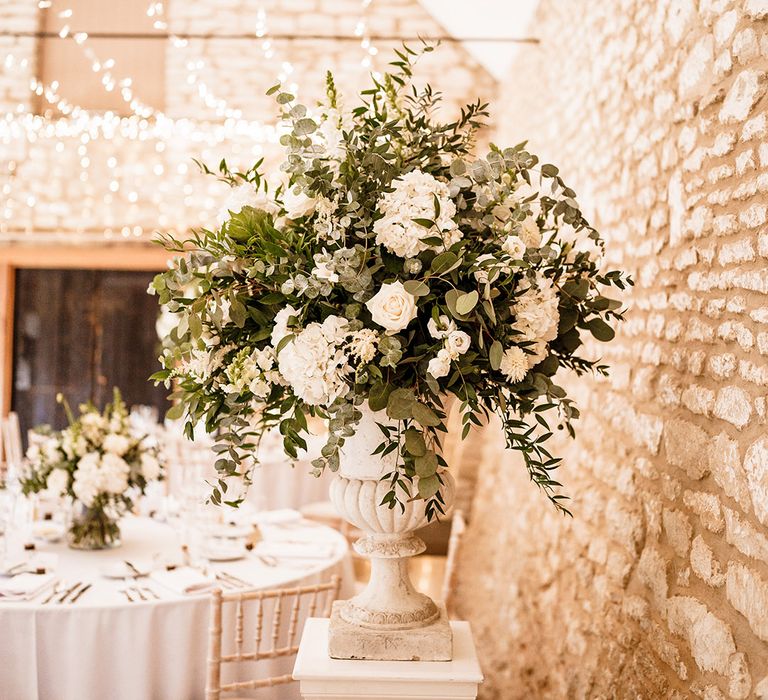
[455, 2, 768, 698]
[0, 0, 494, 241]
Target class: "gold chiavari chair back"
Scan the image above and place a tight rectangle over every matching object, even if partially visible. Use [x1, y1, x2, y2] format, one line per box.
[206, 575, 341, 700]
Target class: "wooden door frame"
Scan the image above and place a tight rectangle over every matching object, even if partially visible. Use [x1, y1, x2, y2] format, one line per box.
[0, 245, 175, 415]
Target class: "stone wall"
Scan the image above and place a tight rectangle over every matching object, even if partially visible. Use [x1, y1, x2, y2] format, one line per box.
[0, 0, 494, 242]
[455, 1, 768, 698]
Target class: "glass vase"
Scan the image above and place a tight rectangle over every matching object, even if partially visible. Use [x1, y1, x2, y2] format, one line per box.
[67, 503, 122, 550]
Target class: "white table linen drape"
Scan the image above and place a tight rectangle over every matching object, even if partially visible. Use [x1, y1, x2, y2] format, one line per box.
[0, 516, 353, 700]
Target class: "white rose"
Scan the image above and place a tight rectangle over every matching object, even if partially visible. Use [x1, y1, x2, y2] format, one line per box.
[283, 189, 317, 219]
[140, 453, 161, 481]
[445, 330, 471, 358]
[500, 347, 528, 383]
[271, 305, 299, 347]
[103, 433, 131, 456]
[45, 467, 70, 497]
[501, 235, 526, 259]
[365, 282, 418, 335]
[427, 314, 456, 340]
[427, 348, 453, 379]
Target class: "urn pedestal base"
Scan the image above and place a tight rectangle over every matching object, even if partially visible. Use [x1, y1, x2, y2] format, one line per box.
[329, 602, 452, 661]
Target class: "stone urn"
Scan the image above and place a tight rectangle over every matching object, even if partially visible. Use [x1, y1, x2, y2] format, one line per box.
[328, 403, 455, 661]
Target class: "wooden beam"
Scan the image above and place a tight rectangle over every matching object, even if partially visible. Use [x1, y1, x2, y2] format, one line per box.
[0, 245, 175, 271]
[0, 264, 15, 416]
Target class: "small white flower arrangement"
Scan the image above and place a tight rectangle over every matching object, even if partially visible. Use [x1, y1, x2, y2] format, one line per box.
[152, 43, 631, 518]
[21, 389, 165, 548]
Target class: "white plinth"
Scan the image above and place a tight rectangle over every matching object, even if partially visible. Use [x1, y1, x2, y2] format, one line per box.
[293, 618, 483, 699]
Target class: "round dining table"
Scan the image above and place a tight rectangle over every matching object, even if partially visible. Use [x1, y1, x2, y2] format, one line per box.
[0, 513, 353, 700]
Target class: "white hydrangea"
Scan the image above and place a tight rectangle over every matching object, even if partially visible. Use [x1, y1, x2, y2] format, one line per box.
[499, 347, 528, 383]
[100, 453, 130, 494]
[103, 433, 131, 456]
[45, 467, 70, 497]
[217, 183, 279, 226]
[511, 273, 560, 368]
[140, 453, 161, 481]
[373, 170, 461, 258]
[277, 316, 352, 406]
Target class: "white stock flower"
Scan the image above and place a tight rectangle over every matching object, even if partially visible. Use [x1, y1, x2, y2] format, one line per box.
[80, 412, 107, 443]
[518, 216, 542, 248]
[140, 453, 161, 481]
[103, 433, 131, 456]
[427, 348, 453, 379]
[73, 452, 102, 506]
[501, 235, 526, 259]
[45, 467, 70, 497]
[446, 330, 471, 358]
[373, 170, 462, 258]
[217, 183, 278, 226]
[283, 188, 317, 219]
[277, 316, 351, 406]
[365, 282, 418, 335]
[271, 305, 299, 347]
[500, 347, 528, 383]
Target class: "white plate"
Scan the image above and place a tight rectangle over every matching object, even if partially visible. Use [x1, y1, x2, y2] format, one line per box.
[208, 523, 253, 539]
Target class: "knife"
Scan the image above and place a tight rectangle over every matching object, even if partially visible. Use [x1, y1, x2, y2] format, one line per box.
[57, 581, 83, 603]
[69, 583, 92, 603]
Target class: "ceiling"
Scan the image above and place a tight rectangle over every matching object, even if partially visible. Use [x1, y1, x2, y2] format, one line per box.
[418, 0, 540, 81]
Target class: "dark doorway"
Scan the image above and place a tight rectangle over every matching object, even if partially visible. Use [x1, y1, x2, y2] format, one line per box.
[11, 268, 166, 442]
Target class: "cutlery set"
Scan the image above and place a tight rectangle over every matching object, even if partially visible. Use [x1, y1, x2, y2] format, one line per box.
[214, 571, 253, 590]
[41, 580, 91, 604]
[119, 585, 160, 602]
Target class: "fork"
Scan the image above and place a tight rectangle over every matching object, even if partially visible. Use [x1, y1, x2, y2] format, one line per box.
[41, 582, 65, 604]
[119, 588, 135, 603]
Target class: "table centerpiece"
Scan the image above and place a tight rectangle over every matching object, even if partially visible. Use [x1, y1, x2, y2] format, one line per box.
[20, 389, 165, 550]
[151, 42, 631, 659]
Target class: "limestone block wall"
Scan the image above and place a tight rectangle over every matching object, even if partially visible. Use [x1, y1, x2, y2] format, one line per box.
[455, 1, 768, 698]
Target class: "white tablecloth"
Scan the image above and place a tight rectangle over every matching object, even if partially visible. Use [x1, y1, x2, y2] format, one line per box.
[0, 515, 353, 700]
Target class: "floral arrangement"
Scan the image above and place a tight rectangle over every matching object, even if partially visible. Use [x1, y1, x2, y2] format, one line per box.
[152, 43, 631, 518]
[21, 389, 164, 548]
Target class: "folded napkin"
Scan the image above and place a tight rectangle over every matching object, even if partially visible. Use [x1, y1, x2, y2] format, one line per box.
[252, 509, 302, 526]
[150, 567, 215, 595]
[0, 573, 55, 601]
[256, 541, 336, 560]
